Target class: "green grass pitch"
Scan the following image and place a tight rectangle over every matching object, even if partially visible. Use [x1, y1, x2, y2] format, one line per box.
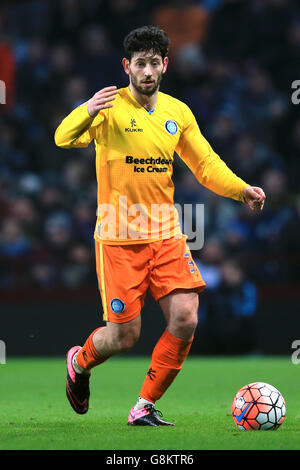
[0, 356, 299, 450]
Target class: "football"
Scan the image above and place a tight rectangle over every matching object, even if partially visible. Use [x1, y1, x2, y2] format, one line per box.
[232, 382, 286, 430]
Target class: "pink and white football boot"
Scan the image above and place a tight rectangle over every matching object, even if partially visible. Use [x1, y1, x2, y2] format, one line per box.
[128, 404, 174, 426]
[66, 346, 90, 415]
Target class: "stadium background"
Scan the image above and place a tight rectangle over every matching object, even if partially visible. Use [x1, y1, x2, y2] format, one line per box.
[0, 0, 299, 358]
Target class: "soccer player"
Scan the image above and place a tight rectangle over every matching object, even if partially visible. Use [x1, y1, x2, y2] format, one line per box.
[54, 26, 265, 426]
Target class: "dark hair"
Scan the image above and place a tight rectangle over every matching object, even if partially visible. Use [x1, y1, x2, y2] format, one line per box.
[123, 25, 170, 61]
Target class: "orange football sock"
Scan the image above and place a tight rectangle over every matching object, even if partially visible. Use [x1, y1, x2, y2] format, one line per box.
[76, 327, 108, 371]
[139, 328, 194, 403]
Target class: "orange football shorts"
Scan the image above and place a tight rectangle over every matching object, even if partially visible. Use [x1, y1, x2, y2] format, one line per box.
[95, 236, 206, 323]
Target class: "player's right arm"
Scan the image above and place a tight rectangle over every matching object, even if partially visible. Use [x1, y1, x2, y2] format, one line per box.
[54, 86, 118, 148]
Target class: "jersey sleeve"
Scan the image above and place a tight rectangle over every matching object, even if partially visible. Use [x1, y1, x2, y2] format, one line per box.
[54, 102, 106, 148]
[175, 105, 249, 202]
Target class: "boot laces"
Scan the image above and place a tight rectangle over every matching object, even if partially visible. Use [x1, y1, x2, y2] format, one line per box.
[145, 404, 163, 418]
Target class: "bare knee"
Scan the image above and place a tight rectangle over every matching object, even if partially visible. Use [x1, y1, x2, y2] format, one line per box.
[174, 305, 198, 331]
[115, 327, 140, 352]
[93, 316, 141, 356]
[108, 318, 141, 354]
[168, 297, 199, 340]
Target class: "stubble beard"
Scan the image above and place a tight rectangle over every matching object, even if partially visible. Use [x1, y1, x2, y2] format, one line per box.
[130, 72, 163, 97]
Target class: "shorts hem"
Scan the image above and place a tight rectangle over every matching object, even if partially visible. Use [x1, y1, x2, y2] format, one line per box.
[153, 281, 206, 302]
[103, 307, 141, 324]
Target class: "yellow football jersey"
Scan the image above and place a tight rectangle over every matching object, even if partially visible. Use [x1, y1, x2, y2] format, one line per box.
[55, 87, 249, 244]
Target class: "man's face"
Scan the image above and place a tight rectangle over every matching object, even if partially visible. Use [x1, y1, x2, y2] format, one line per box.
[123, 51, 168, 96]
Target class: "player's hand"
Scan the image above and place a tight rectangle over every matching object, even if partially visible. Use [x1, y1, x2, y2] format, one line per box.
[87, 86, 118, 117]
[243, 186, 266, 211]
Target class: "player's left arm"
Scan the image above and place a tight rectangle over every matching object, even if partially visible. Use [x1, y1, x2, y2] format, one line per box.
[176, 108, 266, 211]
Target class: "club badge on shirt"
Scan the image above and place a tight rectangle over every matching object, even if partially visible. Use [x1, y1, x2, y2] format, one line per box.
[165, 120, 178, 135]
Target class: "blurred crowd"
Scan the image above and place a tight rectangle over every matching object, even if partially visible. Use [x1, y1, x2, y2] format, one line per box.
[0, 0, 299, 316]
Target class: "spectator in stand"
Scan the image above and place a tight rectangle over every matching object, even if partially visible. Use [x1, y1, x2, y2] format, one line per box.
[72, 199, 96, 245]
[194, 237, 224, 290]
[0, 217, 31, 286]
[153, 0, 210, 55]
[280, 193, 300, 281]
[61, 242, 95, 287]
[238, 65, 288, 143]
[231, 134, 284, 183]
[196, 259, 258, 355]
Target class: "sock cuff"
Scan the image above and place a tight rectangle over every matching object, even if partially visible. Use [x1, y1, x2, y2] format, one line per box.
[76, 327, 106, 370]
[163, 328, 194, 347]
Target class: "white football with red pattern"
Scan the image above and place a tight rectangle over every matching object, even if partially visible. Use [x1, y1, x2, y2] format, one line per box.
[232, 382, 286, 430]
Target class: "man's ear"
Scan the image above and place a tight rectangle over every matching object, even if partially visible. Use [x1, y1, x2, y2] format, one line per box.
[122, 57, 130, 76]
[162, 57, 169, 74]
